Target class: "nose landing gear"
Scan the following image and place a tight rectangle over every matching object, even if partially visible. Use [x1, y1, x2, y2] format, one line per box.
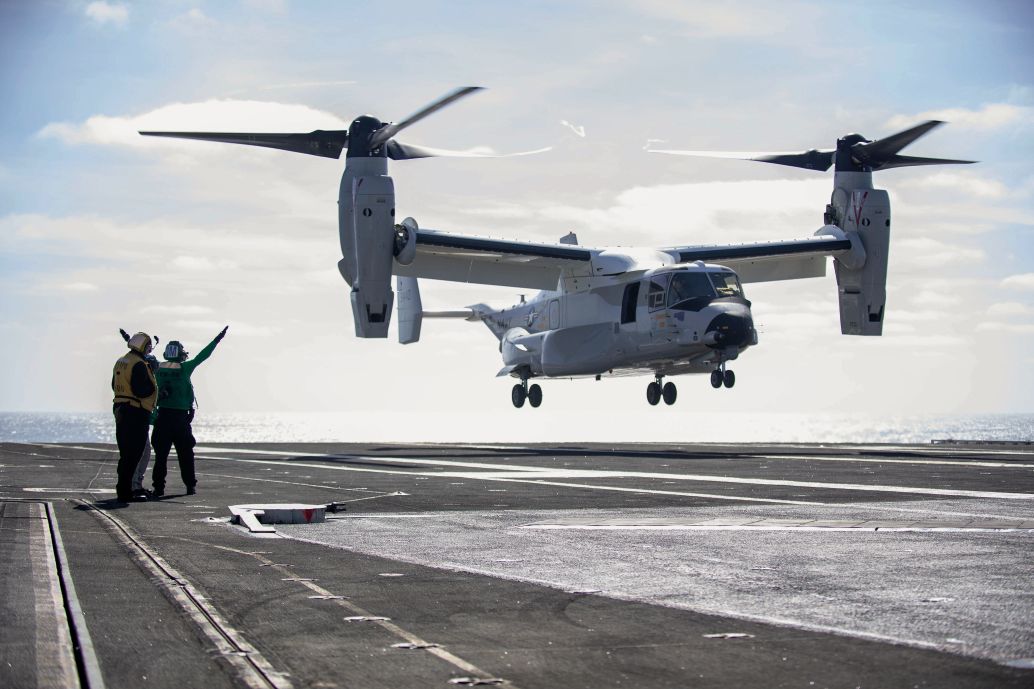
[646, 376, 678, 406]
[512, 380, 543, 408]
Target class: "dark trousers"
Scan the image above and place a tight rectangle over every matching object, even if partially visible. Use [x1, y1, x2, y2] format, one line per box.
[151, 408, 197, 491]
[114, 404, 150, 500]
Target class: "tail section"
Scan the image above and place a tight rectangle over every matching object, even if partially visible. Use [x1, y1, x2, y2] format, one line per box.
[395, 276, 484, 344]
[397, 276, 423, 344]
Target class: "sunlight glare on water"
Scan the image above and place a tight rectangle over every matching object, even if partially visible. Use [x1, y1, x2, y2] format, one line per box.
[1, 412, 1031, 444]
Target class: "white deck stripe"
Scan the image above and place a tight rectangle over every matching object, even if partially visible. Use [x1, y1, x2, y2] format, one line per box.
[45, 502, 107, 689]
[753, 454, 1034, 469]
[197, 456, 824, 506]
[25, 502, 80, 689]
[36, 443, 1034, 502]
[185, 538, 521, 687]
[77, 500, 294, 689]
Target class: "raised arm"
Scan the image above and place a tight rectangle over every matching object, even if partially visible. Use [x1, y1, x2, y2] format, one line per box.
[183, 326, 228, 374]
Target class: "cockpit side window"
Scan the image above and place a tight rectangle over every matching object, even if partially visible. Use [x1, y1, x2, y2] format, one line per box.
[709, 271, 744, 298]
[667, 272, 715, 307]
[647, 274, 670, 311]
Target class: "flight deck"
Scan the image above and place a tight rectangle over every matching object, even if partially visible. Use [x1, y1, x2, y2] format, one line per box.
[2, 441, 1032, 689]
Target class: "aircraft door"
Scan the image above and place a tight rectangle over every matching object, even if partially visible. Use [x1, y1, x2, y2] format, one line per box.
[549, 299, 560, 329]
[620, 282, 640, 326]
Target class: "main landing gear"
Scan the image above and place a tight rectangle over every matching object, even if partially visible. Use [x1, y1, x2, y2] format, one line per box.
[710, 366, 736, 389]
[512, 380, 543, 408]
[646, 376, 677, 406]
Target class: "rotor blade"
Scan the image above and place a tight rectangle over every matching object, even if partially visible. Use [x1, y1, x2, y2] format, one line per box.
[870, 153, 978, 171]
[852, 120, 943, 166]
[138, 129, 349, 159]
[387, 140, 551, 160]
[649, 148, 834, 171]
[369, 86, 484, 149]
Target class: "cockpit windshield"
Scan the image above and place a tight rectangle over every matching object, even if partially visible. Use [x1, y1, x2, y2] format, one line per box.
[667, 272, 715, 307]
[709, 271, 744, 298]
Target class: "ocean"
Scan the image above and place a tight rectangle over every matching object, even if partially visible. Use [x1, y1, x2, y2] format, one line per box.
[1, 411, 1032, 445]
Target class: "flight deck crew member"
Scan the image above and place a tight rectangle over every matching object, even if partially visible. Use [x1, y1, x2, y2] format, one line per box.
[112, 332, 158, 503]
[120, 328, 160, 499]
[151, 326, 228, 496]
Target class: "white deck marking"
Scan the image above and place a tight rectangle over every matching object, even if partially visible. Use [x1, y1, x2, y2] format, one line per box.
[44, 502, 107, 689]
[173, 537, 524, 688]
[753, 454, 1034, 469]
[196, 455, 827, 507]
[35, 443, 1034, 502]
[77, 500, 294, 689]
[203, 454, 1034, 502]
[23, 502, 80, 689]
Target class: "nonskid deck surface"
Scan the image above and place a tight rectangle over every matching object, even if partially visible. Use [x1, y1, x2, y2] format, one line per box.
[2, 440, 1033, 689]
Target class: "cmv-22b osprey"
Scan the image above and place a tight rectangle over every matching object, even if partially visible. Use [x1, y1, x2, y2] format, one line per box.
[142, 87, 973, 408]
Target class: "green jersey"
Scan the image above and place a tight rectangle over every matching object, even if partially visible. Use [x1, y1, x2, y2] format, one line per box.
[155, 334, 221, 410]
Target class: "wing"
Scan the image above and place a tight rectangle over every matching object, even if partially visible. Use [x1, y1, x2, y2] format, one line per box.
[663, 235, 852, 283]
[394, 229, 594, 290]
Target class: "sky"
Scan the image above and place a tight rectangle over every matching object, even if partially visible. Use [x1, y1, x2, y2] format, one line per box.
[1, 0, 1032, 440]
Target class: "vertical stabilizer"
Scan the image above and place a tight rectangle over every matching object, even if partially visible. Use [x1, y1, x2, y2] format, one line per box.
[397, 276, 422, 344]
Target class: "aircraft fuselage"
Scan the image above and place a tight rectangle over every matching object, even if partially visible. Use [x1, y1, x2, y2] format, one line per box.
[490, 262, 756, 380]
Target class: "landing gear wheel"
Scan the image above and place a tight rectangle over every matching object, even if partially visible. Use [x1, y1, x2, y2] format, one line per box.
[511, 383, 527, 408]
[662, 381, 677, 405]
[710, 370, 723, 389]
[528, 384, 543, 408]
[723, 370, 736, 388]
[646, 381, 661, 406]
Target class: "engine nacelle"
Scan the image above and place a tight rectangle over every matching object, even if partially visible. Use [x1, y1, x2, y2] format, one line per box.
[348, 174, 396, 338]
[829, 186, 890, 336]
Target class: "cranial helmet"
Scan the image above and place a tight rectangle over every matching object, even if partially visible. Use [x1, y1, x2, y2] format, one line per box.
[163, 340, 188, 362]
[127, 332, 152, 354]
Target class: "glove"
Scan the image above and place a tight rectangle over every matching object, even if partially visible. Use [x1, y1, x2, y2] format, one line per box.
[119, 328, 130, 342]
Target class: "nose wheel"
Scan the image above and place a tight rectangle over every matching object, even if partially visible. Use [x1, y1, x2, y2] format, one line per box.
[647, 377, 678, 406]
[512, 381, 543, 408]
[710, 367, 736, 389]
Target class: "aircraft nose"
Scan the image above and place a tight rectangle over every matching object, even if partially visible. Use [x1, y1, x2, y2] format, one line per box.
[704, 310, 755, 348]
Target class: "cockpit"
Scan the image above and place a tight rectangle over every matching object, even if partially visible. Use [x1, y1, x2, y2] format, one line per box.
[646, 268, 746, 312]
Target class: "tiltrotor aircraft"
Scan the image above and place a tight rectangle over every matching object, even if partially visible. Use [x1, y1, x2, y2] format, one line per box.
[141, 87, 974, 408]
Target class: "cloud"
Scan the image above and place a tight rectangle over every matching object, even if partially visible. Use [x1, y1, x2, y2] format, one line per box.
[894, 237, 984, 269]
[886, 103, 1033, 132]
[169, 8, 217, 32]
[142, 305, 215, 316]
[632, 0, 809, 38]
[242, 0, 289, 12]
[897, 172, 1012, 200]
[1001, 273, 1034, 290]
[171, 256, 239, 272]
[533, 178, 831, 247]
[975, 321, 1034, 334]
[910, 290, 960, 308]
[987, 302, 1034, 317]
[85, 1, 128, 26]
[39, 100, 349, 150]
[171, 320, 281, 337]
[226, 81, 357, 96]
[63, 282, 99, 292]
